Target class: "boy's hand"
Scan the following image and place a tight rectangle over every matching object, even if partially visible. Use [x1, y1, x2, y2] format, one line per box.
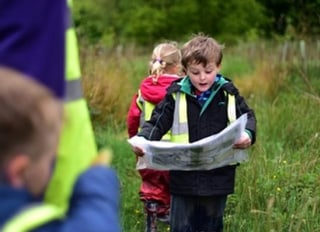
[132, 146, 145, 157]
[233, 132, 252, 149]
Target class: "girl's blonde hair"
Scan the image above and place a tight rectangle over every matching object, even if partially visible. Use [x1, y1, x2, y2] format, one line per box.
[149, 42, 181, 83]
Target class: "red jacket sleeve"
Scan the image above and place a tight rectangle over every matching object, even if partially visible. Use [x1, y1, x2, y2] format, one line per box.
[127, 94, 141, 138]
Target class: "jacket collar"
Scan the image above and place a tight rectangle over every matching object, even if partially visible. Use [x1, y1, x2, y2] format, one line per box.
[176, 74, 229, 115]
[178, 74, 228, 96]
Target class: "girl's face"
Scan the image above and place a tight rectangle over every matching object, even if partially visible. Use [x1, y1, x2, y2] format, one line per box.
[187, 62, 221, 93]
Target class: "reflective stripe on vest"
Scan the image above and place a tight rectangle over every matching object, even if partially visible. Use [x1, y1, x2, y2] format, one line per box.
[44, 2, 97, 213]
[137, 90, 171, 141]
[227, 93, 236, 123]
[171, 91, 236, 143]
[65, 79, 82, 102]
[2, 205, 63, 232]
[171, 92, 188, 143]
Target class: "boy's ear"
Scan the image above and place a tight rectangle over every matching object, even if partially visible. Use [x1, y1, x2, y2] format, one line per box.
[6, 155, 30, 187]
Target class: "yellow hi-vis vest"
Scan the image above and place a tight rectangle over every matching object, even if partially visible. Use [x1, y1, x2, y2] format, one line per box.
[171, 91, 236, 143]
[2, 204, 64, 232]
[136, 89, 171, 141]
[44, 0, 98, 213]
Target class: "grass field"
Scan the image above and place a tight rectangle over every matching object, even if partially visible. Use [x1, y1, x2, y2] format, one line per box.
[81, 40, 320, 232]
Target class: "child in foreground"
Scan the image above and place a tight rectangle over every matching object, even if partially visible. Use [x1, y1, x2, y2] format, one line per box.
[132, 34, 257, 232]
[0, 67, 121, 232]
[127, 42, 181, 231]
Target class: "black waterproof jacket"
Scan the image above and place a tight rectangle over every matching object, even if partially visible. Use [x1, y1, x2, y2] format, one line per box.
[138, 76, 257, 196]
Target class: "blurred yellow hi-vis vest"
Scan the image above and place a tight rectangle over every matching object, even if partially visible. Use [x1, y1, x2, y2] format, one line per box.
[44, 0, 98, 213]
[2, 1, 102, 231]
[171, 91, 236, 143]
[2, 205, 64, 232]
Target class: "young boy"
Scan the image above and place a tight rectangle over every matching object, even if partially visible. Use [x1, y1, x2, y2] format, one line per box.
[0, 68, 121, 232]
[132, 34, 257, 232]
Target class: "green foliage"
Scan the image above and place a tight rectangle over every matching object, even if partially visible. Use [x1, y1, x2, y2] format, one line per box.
[73, 0, 320, 45]
[257, 0, 320, 39]
[73, 0, 117, 45]
[212, 0, 268, 43]
[122, 5, 168, 45]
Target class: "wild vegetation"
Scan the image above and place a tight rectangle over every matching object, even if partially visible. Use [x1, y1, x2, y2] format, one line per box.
[80, 39, 320, 231]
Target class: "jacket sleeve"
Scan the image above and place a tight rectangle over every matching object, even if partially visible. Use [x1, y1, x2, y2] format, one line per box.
[49, 166, 121, 232]
[0, 0, 66, 98]
[236, 94, 257, 144]
[127, 93, 141, 138]
[138, 94, 175, 141]
[223, 82, 257, 144]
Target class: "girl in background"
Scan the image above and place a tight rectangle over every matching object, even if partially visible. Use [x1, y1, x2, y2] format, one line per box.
[127, 42, 182, 232]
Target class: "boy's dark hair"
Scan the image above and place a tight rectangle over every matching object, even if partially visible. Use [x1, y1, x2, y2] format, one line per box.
[0, 67, 63, 168]
[181, 33, 224, 71]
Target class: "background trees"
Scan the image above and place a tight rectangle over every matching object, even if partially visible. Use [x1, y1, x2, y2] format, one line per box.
[73, 0, 320, 46]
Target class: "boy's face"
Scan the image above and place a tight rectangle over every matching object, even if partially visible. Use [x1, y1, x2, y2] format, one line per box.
[187, 62, 221, 92]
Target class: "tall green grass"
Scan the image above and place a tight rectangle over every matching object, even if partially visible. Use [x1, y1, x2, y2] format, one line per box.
[81, 40, 320, 231]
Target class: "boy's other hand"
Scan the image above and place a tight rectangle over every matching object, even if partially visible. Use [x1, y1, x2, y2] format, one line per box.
[132, 146, 145, 157]
[233, 132, 252, 149]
